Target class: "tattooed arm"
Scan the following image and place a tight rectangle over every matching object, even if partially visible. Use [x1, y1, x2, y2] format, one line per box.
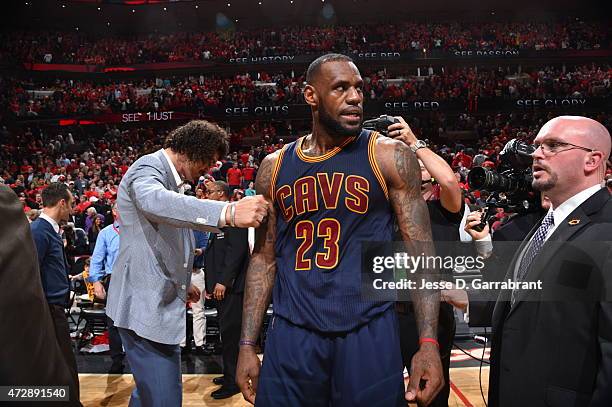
[377, 136, 439, 338]
[236, 151, 279, 404]
[376, 136, 444, 405]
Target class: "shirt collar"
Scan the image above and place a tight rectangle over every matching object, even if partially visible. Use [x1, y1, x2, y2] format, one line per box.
[160, 148, 183, 189]
[550, 184, 602, 227]
[39, 212, 60, 234]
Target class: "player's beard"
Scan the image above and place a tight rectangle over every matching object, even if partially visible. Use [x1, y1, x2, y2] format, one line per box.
[318, 102, 362, 138]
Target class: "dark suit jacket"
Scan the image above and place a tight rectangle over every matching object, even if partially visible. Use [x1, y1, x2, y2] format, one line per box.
[204, 226, 249, 294]
[468, 210, 547, 327]
[488, 188, 612, 407]
[0, 186, 79, 405]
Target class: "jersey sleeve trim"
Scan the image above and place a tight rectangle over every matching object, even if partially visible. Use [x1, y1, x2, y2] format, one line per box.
[367, 131, 389, 200]
[270, 147, 287, 201]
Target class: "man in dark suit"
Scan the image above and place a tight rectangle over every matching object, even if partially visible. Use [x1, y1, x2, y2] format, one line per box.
[487, 116, 612, 407]
[205, 181, 250, 400]
[0, 184, 81, 406]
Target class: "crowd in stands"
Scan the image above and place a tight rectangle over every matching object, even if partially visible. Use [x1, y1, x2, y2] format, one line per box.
[7, 72, 304, 118]
[3, 111, 610, 240]
[1, 19, 608, 65]
[6, 64, 610, 118]
[365, 64, 611, 103]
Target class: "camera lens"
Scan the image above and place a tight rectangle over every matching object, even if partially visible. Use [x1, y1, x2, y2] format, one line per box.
[468, 167, 516, 192]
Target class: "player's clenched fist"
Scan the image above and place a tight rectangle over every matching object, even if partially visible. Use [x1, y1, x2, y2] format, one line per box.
[227, 195, 270, 228]
[236, 346, 261, 404]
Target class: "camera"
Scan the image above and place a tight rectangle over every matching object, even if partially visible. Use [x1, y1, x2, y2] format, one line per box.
[362, 115, 400, 135]
[468, 139, 538, 231]
[468, 139, 534, 194]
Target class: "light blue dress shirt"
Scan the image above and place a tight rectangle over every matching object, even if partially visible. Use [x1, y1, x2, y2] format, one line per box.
[88, 222, 121, 283]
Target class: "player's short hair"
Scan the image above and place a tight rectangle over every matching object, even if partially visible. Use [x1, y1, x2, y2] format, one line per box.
[305, 53, 354, 85]
[42, 182, 71, 208]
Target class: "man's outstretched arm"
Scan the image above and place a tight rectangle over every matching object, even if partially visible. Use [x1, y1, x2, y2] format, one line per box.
[236, 152, 279, 404]
[376, 136, 444, 406]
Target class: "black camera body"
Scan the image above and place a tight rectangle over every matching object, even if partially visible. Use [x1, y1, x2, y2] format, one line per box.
[362, 115, 400, 135]
[468, 139, 538, 231]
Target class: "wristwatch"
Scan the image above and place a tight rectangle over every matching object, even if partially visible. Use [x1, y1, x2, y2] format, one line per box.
[410, 139, 428, 153]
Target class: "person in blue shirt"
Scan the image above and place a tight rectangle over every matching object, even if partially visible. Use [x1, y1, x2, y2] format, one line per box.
[244, 181, 256, 196]
[181, 229, 211, 355]
[88, 203, 125, 373]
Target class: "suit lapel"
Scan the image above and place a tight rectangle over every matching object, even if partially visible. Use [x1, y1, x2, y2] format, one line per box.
[504, 188, 609, 319]
[156, 150, 180, 193]
[155, 150, 193, 278]
[506, 208, 591, 316]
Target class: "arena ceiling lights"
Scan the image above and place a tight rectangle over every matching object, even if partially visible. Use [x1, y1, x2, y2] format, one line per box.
[14, 0, 601, 33]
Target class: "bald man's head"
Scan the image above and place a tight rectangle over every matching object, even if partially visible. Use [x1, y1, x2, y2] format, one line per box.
[541, 116, 611, 160]
[532, 115, 611, 207]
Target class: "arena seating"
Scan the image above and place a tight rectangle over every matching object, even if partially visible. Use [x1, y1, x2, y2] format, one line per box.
[1, 20, 608, 65]
[6, 64, 610, 118]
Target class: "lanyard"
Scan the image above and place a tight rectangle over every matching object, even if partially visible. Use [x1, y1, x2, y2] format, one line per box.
[112, 224, 120, 235]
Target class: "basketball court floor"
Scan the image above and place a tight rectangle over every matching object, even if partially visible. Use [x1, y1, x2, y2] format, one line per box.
[77, 340, 490, 406]
[79, 368, 489, 407]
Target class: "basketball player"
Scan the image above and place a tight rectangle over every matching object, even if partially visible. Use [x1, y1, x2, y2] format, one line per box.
[236, 54, 443, 406]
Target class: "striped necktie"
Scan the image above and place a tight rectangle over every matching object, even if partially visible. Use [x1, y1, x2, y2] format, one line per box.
[512, 211, 554, 304]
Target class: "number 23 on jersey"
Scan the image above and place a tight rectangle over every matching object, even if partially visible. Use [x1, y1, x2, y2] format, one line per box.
[295, 218, 341, 271]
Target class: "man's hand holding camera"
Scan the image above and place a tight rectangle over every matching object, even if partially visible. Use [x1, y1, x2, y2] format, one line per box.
[464, 209, 490, 240]
[387, 116, 419, 147]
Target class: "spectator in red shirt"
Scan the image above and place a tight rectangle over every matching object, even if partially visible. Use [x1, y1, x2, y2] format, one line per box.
[17, 192, 31, 213]
[241, 162, 256, 189]
[11, 179, 26, 196]
[119, 161, 129, 175]
[74, 195, 92, 214]
[451, 150, 473, 170]
[226, 162, 243, 195]
[84, 184, 99, 199]
[240, 151, 250, 166]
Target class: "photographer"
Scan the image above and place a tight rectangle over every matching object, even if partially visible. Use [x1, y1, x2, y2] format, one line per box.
[442, 194, 551, 326]
[389, 116, 462, 407]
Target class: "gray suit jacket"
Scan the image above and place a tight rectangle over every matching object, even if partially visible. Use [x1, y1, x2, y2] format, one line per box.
[107, 149, 226, 344]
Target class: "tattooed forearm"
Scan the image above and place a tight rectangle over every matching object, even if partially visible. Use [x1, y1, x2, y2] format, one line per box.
[391, 144, 435, 250]
[241, 154, 278, 342]
[389, 142, 439, 340]
[241, 245, 276, 341]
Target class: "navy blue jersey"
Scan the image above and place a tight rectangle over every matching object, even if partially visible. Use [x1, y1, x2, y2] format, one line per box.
[271, 129, 394, 332]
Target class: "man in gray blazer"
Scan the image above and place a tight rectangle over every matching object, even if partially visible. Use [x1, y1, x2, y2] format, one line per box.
[107, 120, 269, 407]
